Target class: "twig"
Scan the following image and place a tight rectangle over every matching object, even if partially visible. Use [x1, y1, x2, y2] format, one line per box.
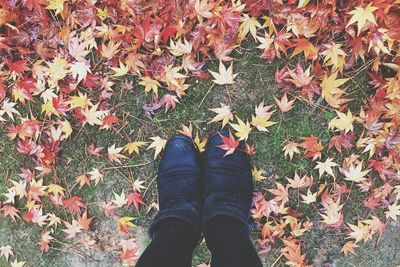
[198, 83, 215, 108]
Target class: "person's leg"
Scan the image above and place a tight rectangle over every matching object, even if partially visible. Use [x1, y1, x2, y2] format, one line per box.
[205, 215, 262, 267]
[136, 218, 198, 267]
[203, 131, 262, 267]
[137, 135, 203, 267]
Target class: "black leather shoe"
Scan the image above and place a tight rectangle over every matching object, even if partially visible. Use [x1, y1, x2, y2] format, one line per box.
[202, 130, 254, 233]
[149, 135, 202, 239]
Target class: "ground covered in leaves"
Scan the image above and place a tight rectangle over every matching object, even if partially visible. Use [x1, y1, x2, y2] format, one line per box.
[0, 0, 400, 267]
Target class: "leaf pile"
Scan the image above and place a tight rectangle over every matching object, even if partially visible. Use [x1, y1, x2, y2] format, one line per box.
[0, 0, 400, 266]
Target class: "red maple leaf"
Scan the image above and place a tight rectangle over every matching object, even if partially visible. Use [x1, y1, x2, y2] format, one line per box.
[63, 196, 85, 214]
[127, 192, 146, 212]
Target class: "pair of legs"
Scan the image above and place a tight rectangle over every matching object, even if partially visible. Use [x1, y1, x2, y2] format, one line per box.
[136, 131, 262, 267]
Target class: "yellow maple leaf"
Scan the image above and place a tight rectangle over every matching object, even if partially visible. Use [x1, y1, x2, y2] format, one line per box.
[124, 141, 148, 155]
[59, 119, 72, 139]
[47, 57, 69, 81]
[165, 65, 187, 87]
[46, 0, 66, 15]
[67, 92, 92, 109]
[322, 43, 346, 71]
[341, 241, 359, 256]
[297, 0, 310, 8]
[230, 116, 252, 141]
[41, 98, 59, 117]
[208, 103, 234, 128]
[111, 61, 129, 77]
[347, 221, 368, 243]
[252, 166, 267, 182]
[328, 110, 356, 133]
[147, 136, 167, 159]
[238, 14, 261, 42]
[47, 184, 65, 196]
[194, 132, 207, 152]
[209, 61, 237, 85]
[117, 216, 136, 232]
[346, 3, 378, 35]
[139, 76, 161, 96]
[320, 71, 349, 100]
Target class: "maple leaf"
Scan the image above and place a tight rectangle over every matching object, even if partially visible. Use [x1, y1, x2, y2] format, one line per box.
[343, 163, 370, 183]
[77, 210, 94, 231]
[76, 174, 90, 188]
[194, 0, 213, 19]
[297, 0, 310, 8]
[70, 61, 91, 83]
[101, 201, 117, 218]
[346, 3, 378, 35]
[139, 76, 161, 96]
[46, 0, 66, 14]
[251, 102, 277, 131]
[347, 221, 368, 243]
[209, 61, 237, 85]
[385, 202, 400, 221]
[328, 110, 355, 133]
[63, 196, 85, 214]
[111, 61, 130, 77]
[161, 94, 180, 112]
[132, 179, 146, 193]
[87, 168, 104, 185]
[283, 141, 300, 160]
[268, 182, 289, 204]
[10, 258, 26, 267]
[0, 245, 13, 261]
[127, 191, 145, 212]
[217, 131, 239, 156]
[208, 103, 234, 128]
[177, 123, 193, 138]
[47, 57, 69, 81]
[230, 116, 252, 141]
[112, 190, 128, 207]
[274, 93, 295, 113]
[62, 220, 83, 239]
[320, 71, 349, 100]
[252, 166, 267, 182]
[300, 135, 323, 161]
[147, 136, 167, 159]
[108, 144, 128, 164]
[301, 189, 317, 204]
[286, 172, 308, 189]
[81, 103, 106, 126]
[341, 241, 359, 256]
[1, 205, 20, 221]
[239, 14, 261, 42]
[314, 158, 338, 178]
[321, 43, 346, 72]
[124, 141, 148, 155]
[194, 133, 207, 152]
[1, 99, 20, 121]
[164, 65, 187, 88]
[291, 38, 318, 61]
[117, 217, 136, 233]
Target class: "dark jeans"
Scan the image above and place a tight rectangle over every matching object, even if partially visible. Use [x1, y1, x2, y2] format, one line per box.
[136, 215, 263, 267]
